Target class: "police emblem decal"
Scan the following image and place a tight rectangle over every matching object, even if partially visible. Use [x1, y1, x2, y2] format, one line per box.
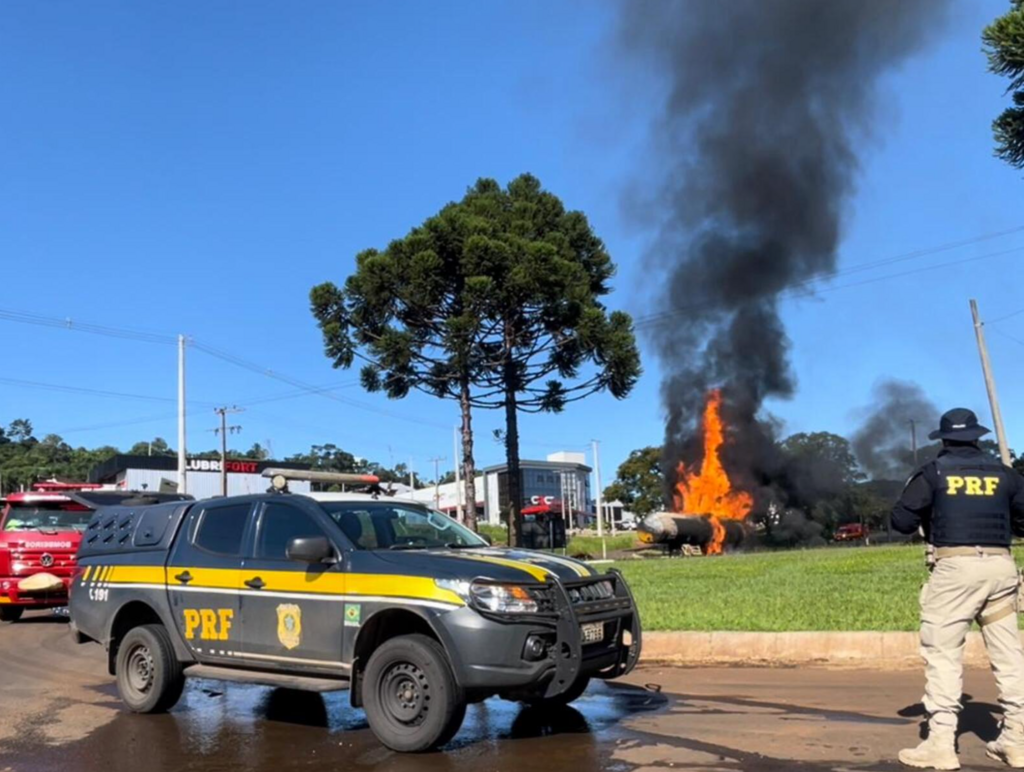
[344, 603, 362, 628]
[276, 603, 302, 649]
[40, 554, 54, 568]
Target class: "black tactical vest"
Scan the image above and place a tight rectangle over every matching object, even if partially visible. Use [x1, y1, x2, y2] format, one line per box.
[930, 451, 1013, 547]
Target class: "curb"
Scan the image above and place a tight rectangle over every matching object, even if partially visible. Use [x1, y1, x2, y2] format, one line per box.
[640, 631, 999, 669]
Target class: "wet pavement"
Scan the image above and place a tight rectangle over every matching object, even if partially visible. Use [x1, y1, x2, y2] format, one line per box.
[0, 611, 1016, 771]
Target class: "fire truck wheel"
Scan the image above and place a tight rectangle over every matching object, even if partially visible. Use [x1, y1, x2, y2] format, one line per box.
[116, 624, 185, 713]
[362, 634, 466, 752]
[0, 607, 23, 623]
[521, 675, 590, 706]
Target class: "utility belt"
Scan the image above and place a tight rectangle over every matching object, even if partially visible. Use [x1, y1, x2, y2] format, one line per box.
[923, 544, 1021, 627]
[934, 546, 1012, 559]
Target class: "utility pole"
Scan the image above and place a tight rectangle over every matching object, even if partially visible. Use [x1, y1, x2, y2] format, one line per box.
[453, 427, 463, 522]
[970, 299, 1013, 466]
[409, 457, 415, 490]
[213, 406, 244, 496]
[593, 440, 607, 560]
[909, 419, 919, 467]
[428, 456, 445, 510]
[177, 335, 187, 495]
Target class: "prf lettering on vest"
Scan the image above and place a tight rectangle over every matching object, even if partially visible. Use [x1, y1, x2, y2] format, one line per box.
[182, 608, 234, 640]
[945, 476, 1001, 496]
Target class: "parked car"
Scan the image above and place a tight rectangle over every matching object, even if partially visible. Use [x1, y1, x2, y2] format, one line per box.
[834, 523, 869, 543]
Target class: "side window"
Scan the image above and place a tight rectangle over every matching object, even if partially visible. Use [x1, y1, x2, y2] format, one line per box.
[257, 503, 328, 561]
[193, 503, 251, 556]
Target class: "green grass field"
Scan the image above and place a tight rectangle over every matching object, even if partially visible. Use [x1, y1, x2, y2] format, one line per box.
[613, 544, 980, 632]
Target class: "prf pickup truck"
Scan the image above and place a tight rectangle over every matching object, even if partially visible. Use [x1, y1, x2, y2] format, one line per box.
[69, 471, 642, 752]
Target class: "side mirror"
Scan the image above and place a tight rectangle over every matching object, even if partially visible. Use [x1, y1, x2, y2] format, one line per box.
[286, 536, 335, 564]
[480, 533, 493, 546]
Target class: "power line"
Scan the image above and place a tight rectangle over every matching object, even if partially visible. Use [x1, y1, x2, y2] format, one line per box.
[191, 340, 453, 430]
[631, 225, 1024, 327]
[0, 307, 177, 345]
[986, 306, 1024, 326]
[51, 412, 179, 436]
[633, 244, 1024, 331]
[0, 376, 217, 406]
[991, 328, 1024, 350]
[0, 375, 357, 410]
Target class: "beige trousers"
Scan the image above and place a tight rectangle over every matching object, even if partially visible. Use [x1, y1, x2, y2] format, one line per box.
[921, 553, 1024, 729]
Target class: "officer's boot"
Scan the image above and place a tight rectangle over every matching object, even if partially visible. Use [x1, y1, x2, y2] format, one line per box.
[987, 718, 1024, 768]
[899, 723, 960, 770]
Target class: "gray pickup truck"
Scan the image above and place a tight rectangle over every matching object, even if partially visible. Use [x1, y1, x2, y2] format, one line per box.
[69, 475, 642, 752]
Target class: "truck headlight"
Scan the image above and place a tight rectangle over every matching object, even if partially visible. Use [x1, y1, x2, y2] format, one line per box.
[469, 582, 539, 614]
[435, 578, 543, 614]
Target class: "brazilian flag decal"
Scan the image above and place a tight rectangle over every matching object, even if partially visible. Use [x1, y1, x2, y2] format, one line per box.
[344, 603, 362, 628]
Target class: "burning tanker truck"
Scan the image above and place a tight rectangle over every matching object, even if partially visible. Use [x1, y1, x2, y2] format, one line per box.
[638, 390, 754, 555]
[638, 511, 748, 554]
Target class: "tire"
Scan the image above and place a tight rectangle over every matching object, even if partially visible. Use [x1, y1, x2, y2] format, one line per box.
[521, 675, 590, 707]
[362, 633, 466, 752]
[115, 624, 185, 714]
[0, 607, 24, 623]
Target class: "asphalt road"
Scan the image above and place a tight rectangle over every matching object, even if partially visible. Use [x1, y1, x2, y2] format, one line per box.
[0, 611, 1016, 771]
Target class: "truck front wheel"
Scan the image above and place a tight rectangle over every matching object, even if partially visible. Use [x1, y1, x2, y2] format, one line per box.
[362, 634, 466, 752]
[0, 607, 24, 623]
[115, 624, 185, 714]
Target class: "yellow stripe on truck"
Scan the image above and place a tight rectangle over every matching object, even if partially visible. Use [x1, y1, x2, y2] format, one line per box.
[101, 565, 465, 607]
[108, 566, 166, 585]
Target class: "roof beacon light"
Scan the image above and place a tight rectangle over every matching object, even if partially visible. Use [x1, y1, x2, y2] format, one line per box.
[261, 468, 381, 492]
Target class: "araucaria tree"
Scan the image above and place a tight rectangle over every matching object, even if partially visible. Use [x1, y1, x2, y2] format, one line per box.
[985, 0, 1024, 168]
[459, 175, 640, 544]
[310, 198, 487, 529]
[311, 174, 640, 544]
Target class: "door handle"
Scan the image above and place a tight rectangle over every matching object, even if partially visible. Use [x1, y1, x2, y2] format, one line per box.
[244, 576, 265, 590]
[174, 571, 193, 584]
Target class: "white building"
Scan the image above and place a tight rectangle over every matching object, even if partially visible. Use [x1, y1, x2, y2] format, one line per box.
[88, 455, 312, 500]
[408, 477, 484, 519]
[481, 451, 592, 526]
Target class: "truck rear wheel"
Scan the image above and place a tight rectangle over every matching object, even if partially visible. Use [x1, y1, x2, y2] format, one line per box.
[115, 624, 185, 714]
[362, 633, 466, 752]
[521, 675, 590, 707]
[0, 607, 24, 623]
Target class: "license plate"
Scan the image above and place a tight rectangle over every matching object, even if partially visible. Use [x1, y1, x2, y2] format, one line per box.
[580, 622, 604, 644]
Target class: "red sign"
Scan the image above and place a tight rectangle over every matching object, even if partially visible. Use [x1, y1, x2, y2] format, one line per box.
[184, 458, 259, 474]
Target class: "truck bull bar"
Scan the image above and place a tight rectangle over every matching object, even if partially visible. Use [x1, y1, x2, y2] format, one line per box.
[469, 568, 642, 699]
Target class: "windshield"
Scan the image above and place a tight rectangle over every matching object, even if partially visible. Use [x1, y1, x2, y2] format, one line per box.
[320, 501, 488, 551]
[1, 504, 92, 533]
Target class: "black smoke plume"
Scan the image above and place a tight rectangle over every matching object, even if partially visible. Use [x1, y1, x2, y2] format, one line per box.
[852, 379, 940, 480]
[619, 0, 949, 500]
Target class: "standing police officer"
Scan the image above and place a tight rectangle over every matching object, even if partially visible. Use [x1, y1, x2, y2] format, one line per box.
[894, 408, 1024, 770]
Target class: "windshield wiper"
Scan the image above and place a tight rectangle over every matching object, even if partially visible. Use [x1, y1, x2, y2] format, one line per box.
[387, 543, 429, 551]
[444, 543, 484, 550]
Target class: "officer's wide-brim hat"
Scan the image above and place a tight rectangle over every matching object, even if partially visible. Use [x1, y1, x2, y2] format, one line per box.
[928, 407, 991, 441]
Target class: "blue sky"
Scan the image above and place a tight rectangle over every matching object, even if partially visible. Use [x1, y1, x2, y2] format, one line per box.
[2, 1, 1023, 482]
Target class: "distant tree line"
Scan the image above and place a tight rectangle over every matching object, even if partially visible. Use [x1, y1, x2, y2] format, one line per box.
[0, 418, 422, 494]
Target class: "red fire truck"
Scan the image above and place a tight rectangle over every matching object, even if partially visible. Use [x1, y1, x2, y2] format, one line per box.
[0, 481, 101, 621]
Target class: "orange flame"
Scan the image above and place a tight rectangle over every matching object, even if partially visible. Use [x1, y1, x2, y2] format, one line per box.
[673, 389, 753, 555]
